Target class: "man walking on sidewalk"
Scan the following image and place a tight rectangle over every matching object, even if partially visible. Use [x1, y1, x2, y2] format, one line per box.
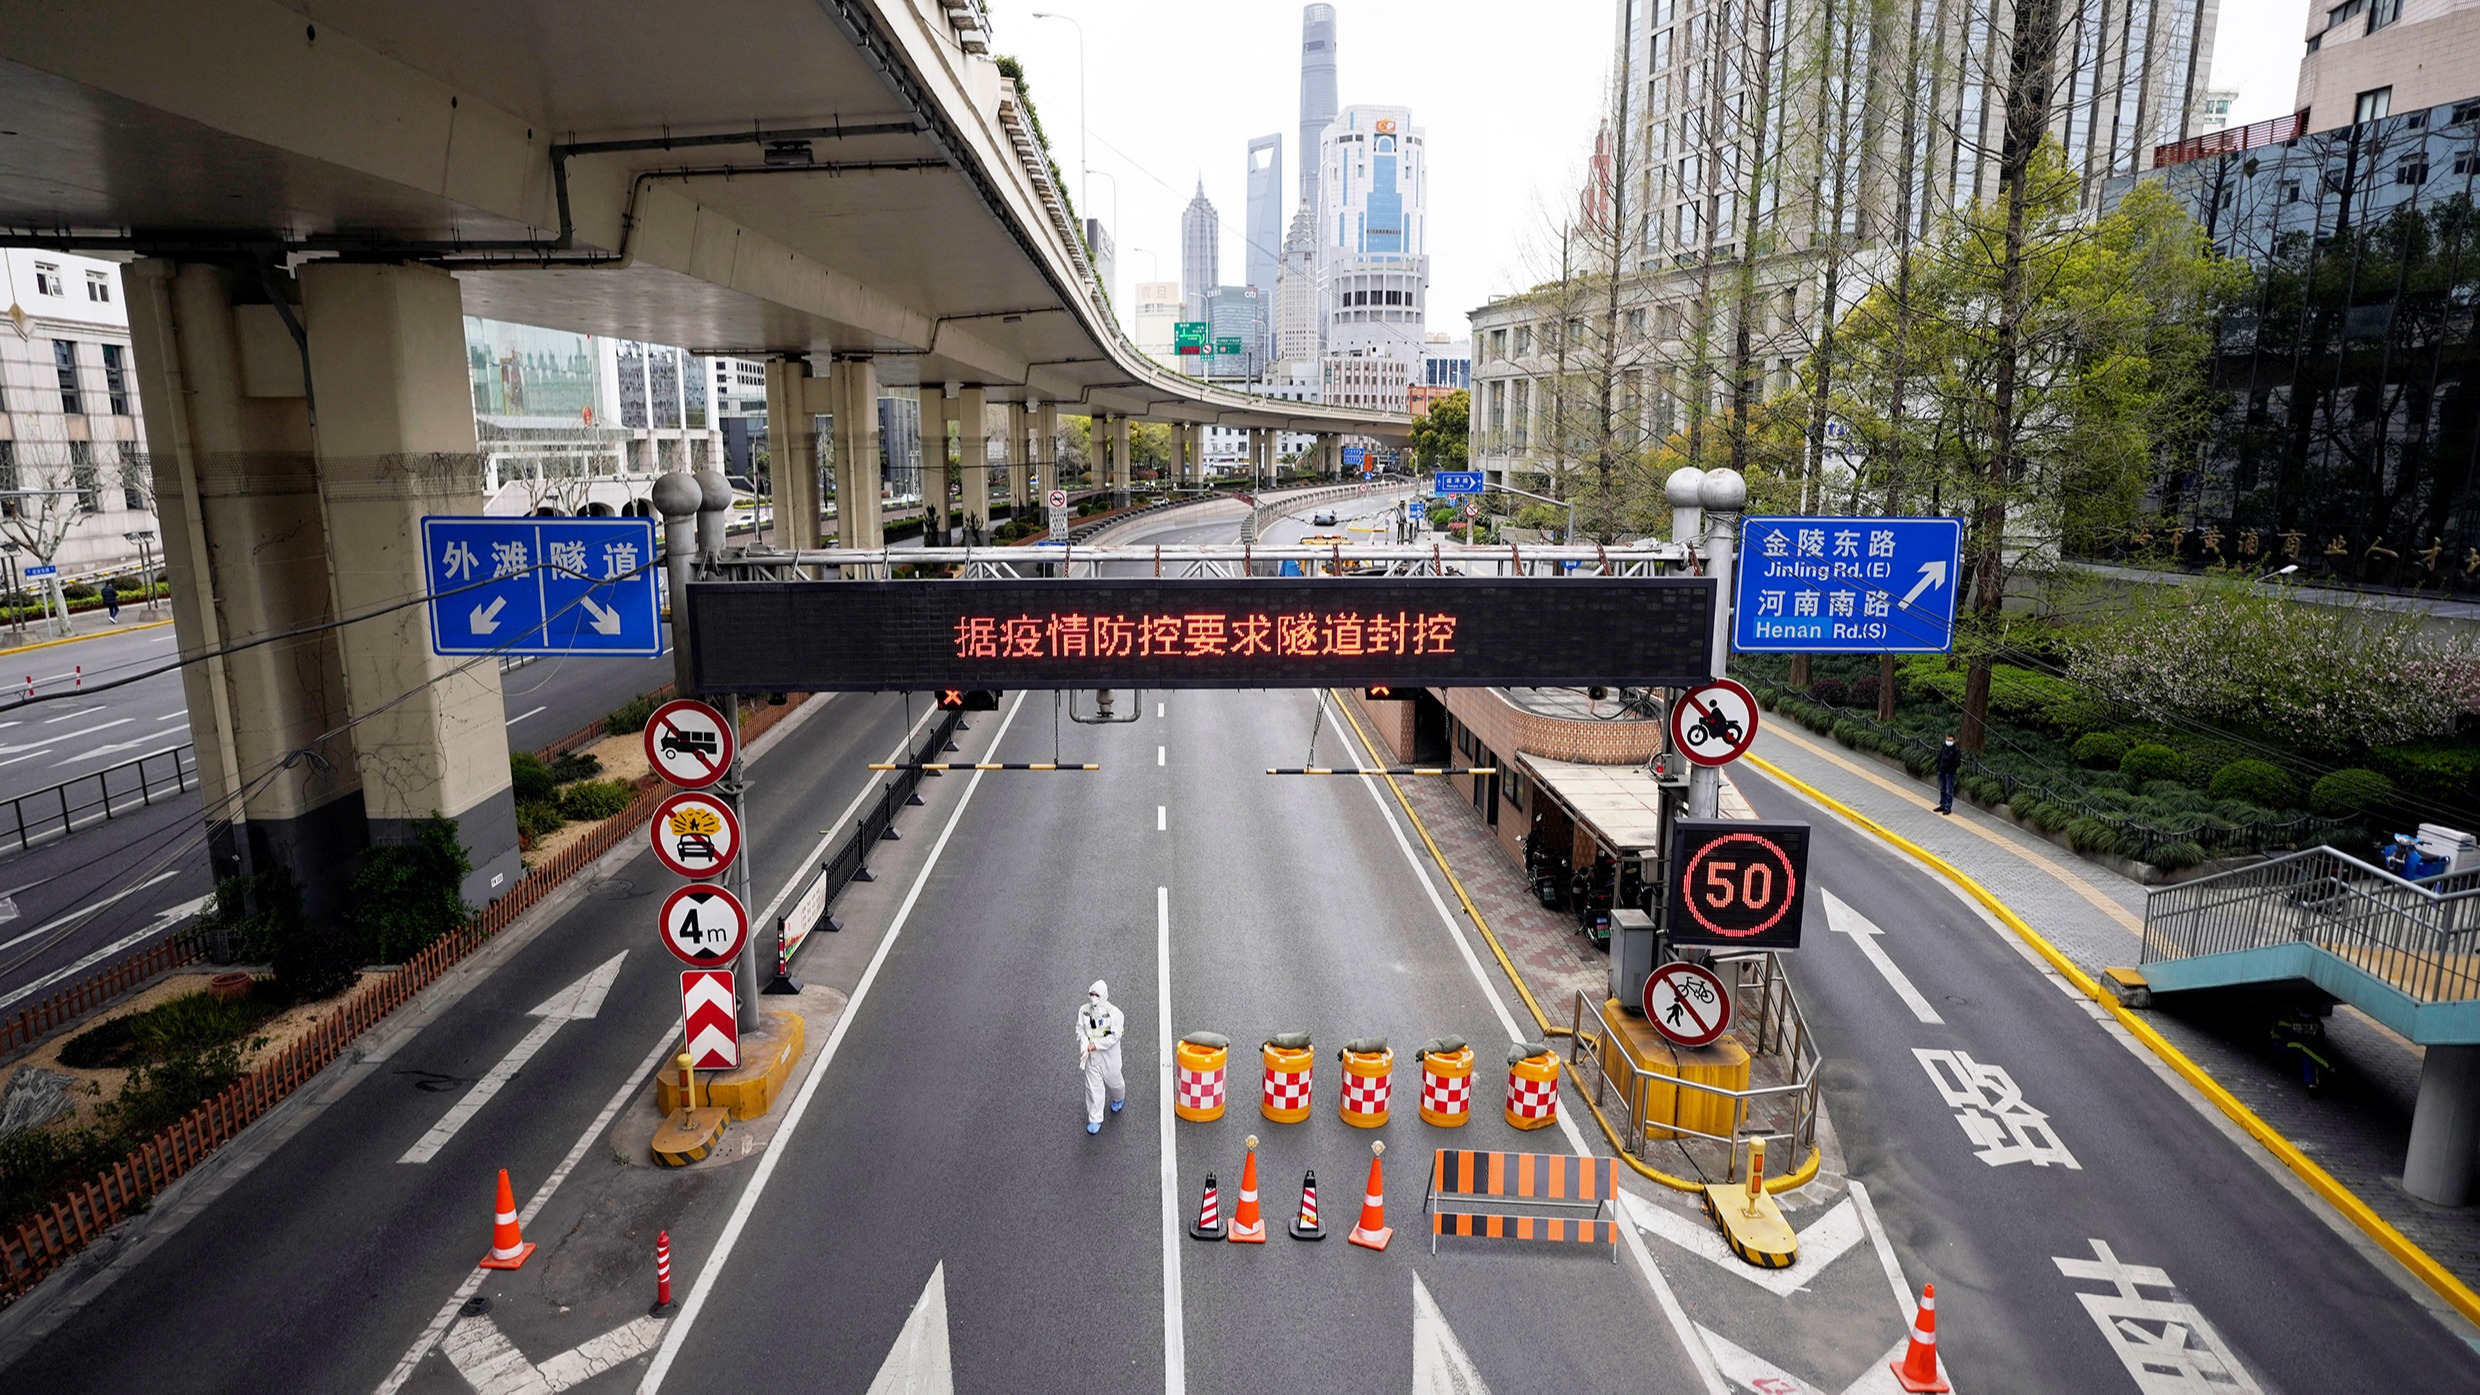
[1935, 735, 1961, 814]
[101, 579, 119, 625]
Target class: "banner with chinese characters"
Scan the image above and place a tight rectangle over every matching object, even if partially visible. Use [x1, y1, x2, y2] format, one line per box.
[684, 578, 1717, 692]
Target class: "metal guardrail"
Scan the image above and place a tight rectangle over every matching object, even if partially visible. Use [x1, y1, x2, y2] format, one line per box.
[1564, 953, 1821, 1182]
[814, 708, 967, 926]
[0, 744, 197, 853]
[2142, 845, 2480, 1003]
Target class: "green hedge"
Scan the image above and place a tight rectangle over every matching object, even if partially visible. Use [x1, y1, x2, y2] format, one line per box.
[1898, 657, 2103, 738]
[2119, 743, 2184, 785]
[2311, 768, 2394, 818]
[2208, 759, 2301, 810]
[2072, 732, 2131, 770]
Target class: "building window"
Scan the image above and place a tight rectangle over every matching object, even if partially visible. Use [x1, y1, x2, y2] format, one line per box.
[2279, 178, 2303, 202]
[85, 272, 110, 304]
[1504, 767, 1528, 812]
[0, 441, 15, 516]
[2397, 156, 2428, 185]
[1514, 325, 1532, 356]
[1511, 380, 1530, 449]
[53, 340, 83, 416]
[2453, 101, 2480, 126]
[70, 440, 99, 513]
[1489, 328, 1507, 360]
[2354, 87, 2392, 125]
[101, 344, 130, 416]
[1656, 303, 1682, 339]
[2454, 151, 2476, 177]
[1625, 308, 1647, 340]
[122, 458, 149, 513]
[2326, 0, 2365, 28]
[1777, 287, 1799, 334]
[2368, 0, 2402, 31]
[32, 263, 63, 296]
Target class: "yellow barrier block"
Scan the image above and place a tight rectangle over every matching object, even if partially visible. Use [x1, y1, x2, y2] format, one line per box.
[1703, 1183, 1797, 1268]
[655, 1010, 807, 1121]
[1596, 998, 1750, 1142]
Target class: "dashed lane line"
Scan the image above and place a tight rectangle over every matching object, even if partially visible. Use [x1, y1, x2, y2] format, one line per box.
[0, 869, 181, 958]
[1156, 804, 1166, 832]
[40, 705, 105, 725]
[506, 705, 548, 726]
[637, 692, 1029, 1393]
[0, 891, 211, 1012]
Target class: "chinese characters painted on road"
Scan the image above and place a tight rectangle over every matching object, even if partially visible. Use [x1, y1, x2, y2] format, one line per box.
[1914, 1048, 2081, 1169]
[2054, 1239, 2262, 1392]
[951, 609, 1459, 661]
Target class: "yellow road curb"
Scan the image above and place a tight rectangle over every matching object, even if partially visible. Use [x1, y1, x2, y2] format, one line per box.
[1333, 692, 1818, 1195]
[1743, 751, 2480, 1328]
[0, 616, 174, 660]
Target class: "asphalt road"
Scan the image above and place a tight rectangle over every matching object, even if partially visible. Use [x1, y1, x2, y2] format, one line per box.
[1725, 762, 2480, 1392]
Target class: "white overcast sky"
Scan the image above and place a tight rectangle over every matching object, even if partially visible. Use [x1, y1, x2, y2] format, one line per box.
[996, 1, 2310, 337]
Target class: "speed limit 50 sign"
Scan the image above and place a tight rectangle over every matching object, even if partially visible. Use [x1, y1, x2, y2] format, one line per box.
[1664, 819, 1810, 952]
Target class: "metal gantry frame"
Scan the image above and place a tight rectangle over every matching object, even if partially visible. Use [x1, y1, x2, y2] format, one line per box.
[697, 541, 1701, 583]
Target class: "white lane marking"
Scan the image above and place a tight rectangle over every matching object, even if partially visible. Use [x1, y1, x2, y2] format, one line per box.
[1157, 745, 1165, 767]
[1157, 702, 1164, 718]
[0, 889, 212, 1012]
[2056, 1239, 2263, 1394]
[1915, 1048, 2081, 1169]
[0, 723, 17, 732]
[1847, 1180, 1921, 1317]
[397, 951, 626, 1164]
[1621, 1191, 1867, 1297]
[443, 1312, 666, 1394]
[157, 711, 185, 722]
[51, 736, 185, 767]
[752, 699, 932, 929]
[0, 718, 135, 765]
[41, 704, 105, 724]
[507, 705, 548, 726]
[862, 1262, 953, 1394]
[1157, 885, 1186, 1395]
[0, 868, 181, 956]
[638, 692, 1028, 1393]
[1336, 701, 1729, 1395]
[1821, 889, 1945, 1025]
[1412, 1272, 1491, 1394]
[1156, 805, 1166, 832]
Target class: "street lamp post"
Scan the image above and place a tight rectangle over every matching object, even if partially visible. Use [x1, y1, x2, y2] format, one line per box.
[1026, 12, 1089, 222]
[123, 530, 157, 612]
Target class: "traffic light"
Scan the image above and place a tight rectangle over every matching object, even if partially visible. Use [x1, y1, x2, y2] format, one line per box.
[1362, 686, 1417, 702]
[937, 689, 1003, 711]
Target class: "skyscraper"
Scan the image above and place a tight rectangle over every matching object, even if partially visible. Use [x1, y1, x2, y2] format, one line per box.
[1180, 180, 1219, 323]
[1245, 134, 1284, 358]
[1317, 104, 1427, 401]
[1273, 206, 1320, 371]
[1297, 5, 1338, 209]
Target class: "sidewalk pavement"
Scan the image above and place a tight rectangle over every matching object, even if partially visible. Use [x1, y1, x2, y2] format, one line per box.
[0, 607, 170, 659]
[1745, 720, 2480, 1293]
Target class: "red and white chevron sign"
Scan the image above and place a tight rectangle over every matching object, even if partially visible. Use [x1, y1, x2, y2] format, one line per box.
[681, 970, 738, 1070]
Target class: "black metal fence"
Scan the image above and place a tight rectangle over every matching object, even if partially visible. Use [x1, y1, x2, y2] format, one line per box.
[0, 744, 197, 853]
[816, 710, 966, 924]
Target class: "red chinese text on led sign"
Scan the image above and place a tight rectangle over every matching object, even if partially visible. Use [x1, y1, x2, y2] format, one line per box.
[952, 610, 1460, 662]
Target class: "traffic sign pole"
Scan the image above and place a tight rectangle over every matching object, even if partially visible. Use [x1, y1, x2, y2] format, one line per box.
[720, 691, 761, 1034]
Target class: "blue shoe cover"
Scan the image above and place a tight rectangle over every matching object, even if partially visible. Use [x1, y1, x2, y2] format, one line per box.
[1086, 1121, 1102, 1135]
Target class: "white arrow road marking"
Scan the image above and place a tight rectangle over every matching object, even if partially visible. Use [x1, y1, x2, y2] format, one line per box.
[1412, 1272, 1491, 1394]
[862, 1262, 954, 1395]
[1700, 1326, 1922, 1395]
[1821, 890, 1944, 1025]
[1900, 559, 1949, 610]
[0, 868, 181, 956]
[470, 596, 508, 634]
[0, 718, 135, 766]
[443, 1312, 665, 1395]
[1622, 1191, 1868, 1298]
[0, 891, 213, 1011]
[399, 952, 626, 1164]
[52, 736, 187, 767]
[578, 596, 624, 636]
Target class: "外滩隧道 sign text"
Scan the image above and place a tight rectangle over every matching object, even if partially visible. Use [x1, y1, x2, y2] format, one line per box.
[686, 577, 1716, 692]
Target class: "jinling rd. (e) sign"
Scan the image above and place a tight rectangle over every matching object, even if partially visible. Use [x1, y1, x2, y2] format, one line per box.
[685, 577, 1717, 692]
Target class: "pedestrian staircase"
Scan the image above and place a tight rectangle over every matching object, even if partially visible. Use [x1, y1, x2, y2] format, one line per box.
[2141, 846, 2480, 1043]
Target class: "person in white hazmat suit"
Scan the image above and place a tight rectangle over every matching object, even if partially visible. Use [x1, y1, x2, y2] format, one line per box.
[1077, 980, 1126, 1134]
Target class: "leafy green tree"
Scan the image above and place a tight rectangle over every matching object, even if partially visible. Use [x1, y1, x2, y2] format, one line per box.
[347, 815, 474, 965]
[1410, 389, 1469, 471]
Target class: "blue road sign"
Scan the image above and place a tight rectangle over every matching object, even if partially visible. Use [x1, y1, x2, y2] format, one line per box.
[1341, 446, 1367, 469]
[22, 565, 56, 579]
[1432, 471, 1485, 497]
[421, 516, 664, 657]
[1733, 515, 1963, 654]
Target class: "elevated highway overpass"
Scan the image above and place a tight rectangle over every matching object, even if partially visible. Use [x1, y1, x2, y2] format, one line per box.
[0, 0, 1411, 910]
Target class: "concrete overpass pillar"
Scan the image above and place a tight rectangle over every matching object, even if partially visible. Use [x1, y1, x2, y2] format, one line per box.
[1111, 415, 1133, 503]
[958, 387, 989, 543]
[122, 260, 367, 923]
[1034, 402, 1060, 494]
[2407, 1044, 2480, 1204]
[764, 357, 823, 550]
[1006, 401, 1031, 517]
[828, 356, 880, 550]
[296, 260, 518, 908]
[921, 391, 951, 547]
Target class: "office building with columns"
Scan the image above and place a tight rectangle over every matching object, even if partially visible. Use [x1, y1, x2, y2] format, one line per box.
[1316, 104, 1428, 407]
[0, 250, 168, 577]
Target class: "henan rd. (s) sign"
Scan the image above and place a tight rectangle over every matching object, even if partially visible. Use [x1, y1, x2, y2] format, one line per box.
[684, 577, 1717, 693]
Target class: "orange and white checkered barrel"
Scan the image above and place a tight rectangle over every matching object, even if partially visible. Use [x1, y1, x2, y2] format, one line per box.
[1175, 1034, 1229, 1122]
[1339, 1040, 1394, 1128]
[1261, 1036, 1314, 1123]
[1505, 1042, 1560, 1130]
[1417, 1040, 1475, 1127]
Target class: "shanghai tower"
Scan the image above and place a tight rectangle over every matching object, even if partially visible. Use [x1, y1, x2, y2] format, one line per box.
[1297, 5, 1337, 209]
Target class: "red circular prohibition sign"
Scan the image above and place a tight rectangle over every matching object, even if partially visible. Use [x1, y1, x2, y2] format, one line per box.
[1676, 830, 1801, 940]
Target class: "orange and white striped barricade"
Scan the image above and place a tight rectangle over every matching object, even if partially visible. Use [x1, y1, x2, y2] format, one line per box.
[1338, 1038, 1394, 1128]
[1261, 1032, 1314, 1124]
[1417, 1037, 1475, 1127]
[1176, 1031, 1231, 1122]
[1424, 1149, 1620, 1260]
[1505, 1042, 1560, 1130]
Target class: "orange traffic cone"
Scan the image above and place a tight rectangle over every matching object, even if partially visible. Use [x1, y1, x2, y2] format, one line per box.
[1889, 1282, 1950, 1393]
[1347, 1140, 1392, 1251]
[1228, 1135, 1267, 1242]
[479, 1168, 535, 1270]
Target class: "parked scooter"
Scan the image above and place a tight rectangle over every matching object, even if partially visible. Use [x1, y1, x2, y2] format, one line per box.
[2268, 1009, 2336, 1096]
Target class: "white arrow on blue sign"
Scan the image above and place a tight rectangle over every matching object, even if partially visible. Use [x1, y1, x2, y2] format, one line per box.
[1732, 515, 1963, 654]
[421, 516, 665, 657]
[1431, 471, 1485, 497]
